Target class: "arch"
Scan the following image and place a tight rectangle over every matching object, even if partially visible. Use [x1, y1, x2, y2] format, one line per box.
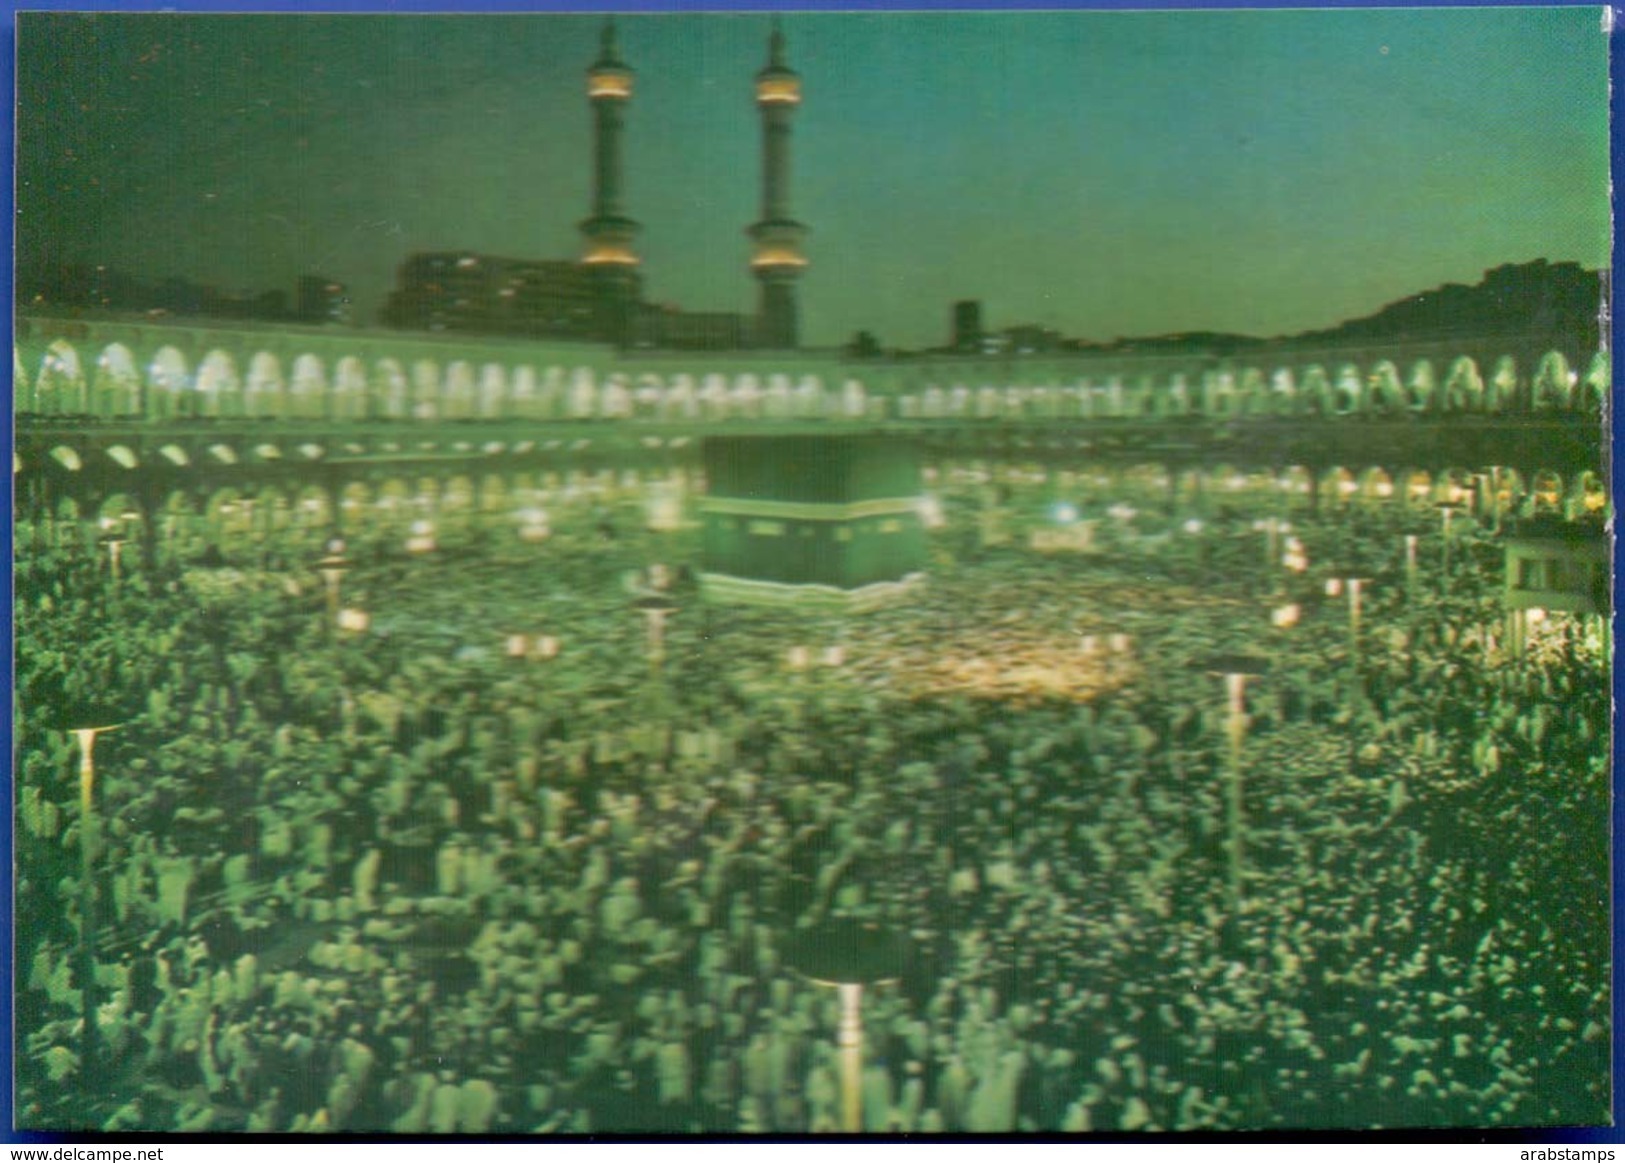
[1569, 470, 1608, 519]
[601, 373, 632, 419]
[145, 346, 190, 421]
[1441, 357, 1483, 414]
[763, 373, 793, 420]
[700, 373, 730, 420]
[1203, 370, 1240, 418]
[1269, 368, 1298, 417]
[1528, 470, 1565, 517]
[538, 366, 566, 419]
[338, 480, 374, 525]
[633, 373, 665, 420]
[794, 374, 825, 419]
[443, 361, 477, 420]
[477, 363, 509, 419]
[840, 377, 867, 420]
[731, 373, 762, 419]
[245, 352, 284, 420]
[948, 384, 972, 418]
[1531, 351, 1574, 413]
[412, 359, 442, 420]
[87, 342, 138, 419]
[288, 353, 327, 420]
[332, 356, 368, 421]
[1002, 384, 1027, 419]
[511, 365, 542, 419]
[1331, 364, 1363, 416]
[1487, 466, 1523, 522]
[1405, 360, 1436, 414]
[1238, 368, 1270, 417]
[920, 384, 946, 419]
[1299, 366, 1332, 416]
[666, 373, 698, 421]
[1486, 356, 1519, 414]
[975, 384, 1001, 420]
[1276, 464, 1314, 503]
[1401, 469, 1434, 511]
[290, 483, 334, 538]
[1436, 467, 1475, 506]
[568, 367, 598, 419]
[35, 340, 87, 415]
[373, 358, 409, 420]
[197, 349, 241, 419]
[1579, 352, 1609, 415]
[1319, 465, 1357, 507]
[1356, 466, 1395, 505]
[1367, 361, 1405, 415]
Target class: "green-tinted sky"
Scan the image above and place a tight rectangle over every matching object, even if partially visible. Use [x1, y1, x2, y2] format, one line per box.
[16, 8, 1611, 349]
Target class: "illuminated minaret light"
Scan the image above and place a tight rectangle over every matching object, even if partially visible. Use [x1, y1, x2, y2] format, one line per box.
[748, 20, 808, 350]
[580, 20, 641, 345]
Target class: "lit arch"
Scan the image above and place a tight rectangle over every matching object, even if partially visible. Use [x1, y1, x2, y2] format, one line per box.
[35, 340, 87, 415]
[1486, 356, 1519, 414]
[1367, 361, 1405, 415]
[332, 356, 368, 421]
[145, 346, 190, 421]
[197, 350, 241, 419]
[1238, 368, 1269, 417]
[763, 373, 793, 420]
[443, 361, 477, 420]
[568, 367, 598, 419]
[412, 359, 441, 420]
[477, 363, 509, 419]
[511, 366, 541, 419]
[1331, 365, 1363, 416]
[1299, 366, 1332, 416]
[1579, 352, 1609, 415]
[1528, 470, 1565, 516]
[1405, 360, 1436, 414]
[374, 358, 409, 420]
[1441, 357, 1484, 414]
[1531, 351, 1574, 413]
[288, 353, 327, 420]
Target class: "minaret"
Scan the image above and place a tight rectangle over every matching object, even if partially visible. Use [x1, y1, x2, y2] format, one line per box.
[580, 20, 641, 345]
[748, 21, 808, 349]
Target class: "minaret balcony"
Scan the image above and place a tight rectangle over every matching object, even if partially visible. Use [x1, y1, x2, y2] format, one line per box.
[755, 75, 802, 104]
[588, 67, 634, 100]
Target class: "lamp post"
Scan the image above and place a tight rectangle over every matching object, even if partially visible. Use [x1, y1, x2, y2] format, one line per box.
[60, 718, 122, 1083]
[97, 528, 127, 585]
[1403, 534, 1418, 602]
[633, 594, 679, 668]
[1435, 501, 1462, 590]
[783, 919, 909, 1133]
[1192, 655, 1268, 916]
[1252, 516, 1291, 584]
[316, 537, 351, 632]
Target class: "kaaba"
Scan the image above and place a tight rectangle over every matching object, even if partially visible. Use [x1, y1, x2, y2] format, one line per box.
[700, 435, 927, 606]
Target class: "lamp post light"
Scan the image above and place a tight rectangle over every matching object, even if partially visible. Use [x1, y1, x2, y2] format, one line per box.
[1192, 654, 1269, 916]
[316, 537, 351, 632]
[783, 919, 910, 1133]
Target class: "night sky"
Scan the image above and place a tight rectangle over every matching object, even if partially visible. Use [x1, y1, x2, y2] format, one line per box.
[15, 7, 1611, 350]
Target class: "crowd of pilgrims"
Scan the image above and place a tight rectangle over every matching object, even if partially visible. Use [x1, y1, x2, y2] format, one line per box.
[14, 467, 1610, 1133]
